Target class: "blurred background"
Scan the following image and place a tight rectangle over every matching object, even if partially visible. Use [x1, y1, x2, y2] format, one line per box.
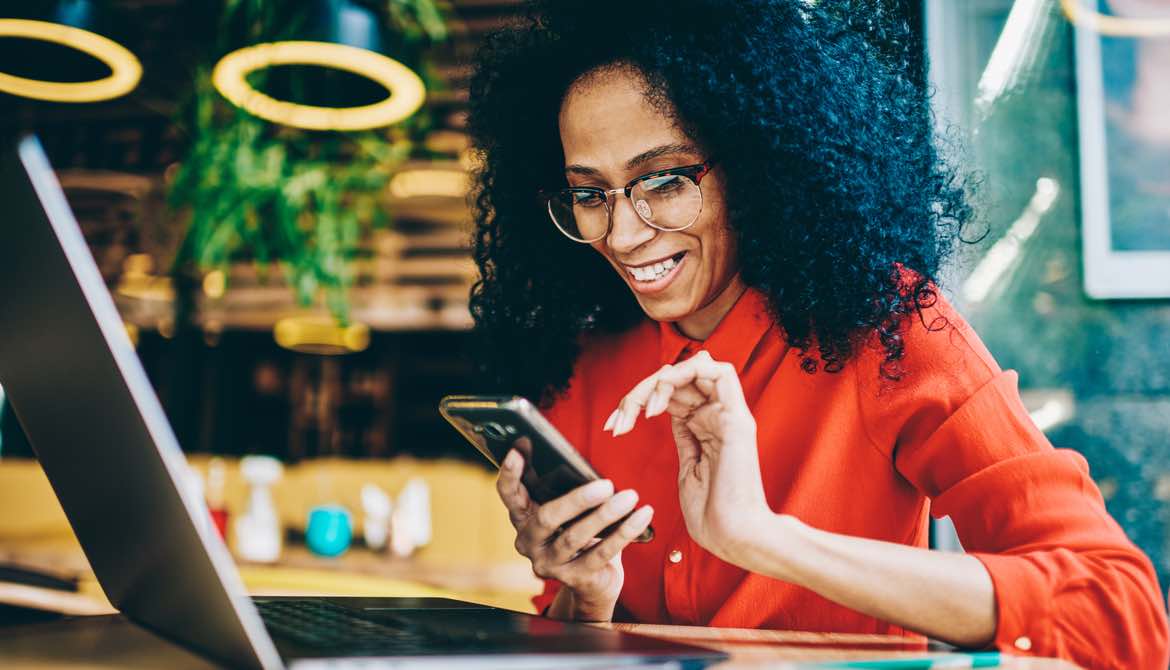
[1, 0, 1169, 621]
[0, 0, 491, 464]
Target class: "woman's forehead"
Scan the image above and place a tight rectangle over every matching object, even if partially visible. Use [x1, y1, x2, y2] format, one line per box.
[559, 70, 692, 173]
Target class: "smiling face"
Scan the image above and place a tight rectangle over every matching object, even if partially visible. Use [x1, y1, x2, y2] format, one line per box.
[558, 66, 745, 340]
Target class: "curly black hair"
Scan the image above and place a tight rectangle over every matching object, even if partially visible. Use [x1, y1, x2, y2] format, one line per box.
[467, 0, 974, 404]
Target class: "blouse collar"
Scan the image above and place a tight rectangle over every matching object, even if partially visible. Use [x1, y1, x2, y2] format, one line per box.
[657, 287, 777, 374]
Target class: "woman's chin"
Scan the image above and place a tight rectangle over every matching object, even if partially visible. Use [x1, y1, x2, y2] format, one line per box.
[633, 293, 696, 324]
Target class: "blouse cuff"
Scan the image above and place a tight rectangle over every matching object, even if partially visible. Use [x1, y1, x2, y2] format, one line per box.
[970, 551, 1054, 657]
[532, 578, 562, 616]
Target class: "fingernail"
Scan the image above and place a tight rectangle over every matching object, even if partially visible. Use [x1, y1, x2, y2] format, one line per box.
[616, 410, 636, 436]
[585, 479, 614, 504]
[631, 506, 653, 525]
[646, 392, 666, 417]
[502, 450, 519, 469]
[603, 409, 619, 432]
[610, 489, 638, 511]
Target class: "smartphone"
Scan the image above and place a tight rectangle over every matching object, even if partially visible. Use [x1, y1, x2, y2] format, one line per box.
[439, 395, 654, 543]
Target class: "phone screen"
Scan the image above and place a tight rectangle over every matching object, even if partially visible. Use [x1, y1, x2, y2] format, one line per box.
[440, 395, 596, 503]
[504, 429, 594, 504]
[439, 395, 654, 542]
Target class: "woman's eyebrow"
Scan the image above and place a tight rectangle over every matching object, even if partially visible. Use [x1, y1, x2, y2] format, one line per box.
[624, 143, 698, 170]
[564, 164, 600, 177]
[563, 142, 700, 177]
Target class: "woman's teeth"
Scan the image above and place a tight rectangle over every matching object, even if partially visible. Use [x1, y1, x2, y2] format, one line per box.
[628, 256, 678, 282]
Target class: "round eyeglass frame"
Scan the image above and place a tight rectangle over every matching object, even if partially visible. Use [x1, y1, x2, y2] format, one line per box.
[541, 160, 715, 243]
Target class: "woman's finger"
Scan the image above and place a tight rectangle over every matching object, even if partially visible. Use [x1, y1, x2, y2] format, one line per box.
[644, 381, 675, 418]
[574, 505, 655, 571]
[611, 365, 673, 434]
[520, 478, 615, 543]
[547, 489, 640, 562]
[496, 447, 534, 527]
[659, 351, 749, 413]
[654, 382, 705, 419]
[611, 352, 747, 436]
[622, 356, 714, 429]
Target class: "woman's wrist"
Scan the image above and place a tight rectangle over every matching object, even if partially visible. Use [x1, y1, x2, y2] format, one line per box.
[547, 584, 619, 622]
[570, 587, 619, 622]
[571, 588, 619, 622]
[716, 511, 811, 584]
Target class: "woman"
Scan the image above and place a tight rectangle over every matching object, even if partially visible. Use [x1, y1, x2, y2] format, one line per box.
[466, 1, 1169, 667]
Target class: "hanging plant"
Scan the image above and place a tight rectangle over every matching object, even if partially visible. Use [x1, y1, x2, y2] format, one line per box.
[167, 0, 448, 322]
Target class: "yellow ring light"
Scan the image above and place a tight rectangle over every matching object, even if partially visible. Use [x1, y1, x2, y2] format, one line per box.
[0, 19, 141, 102]
[1061, 0, 1170, 37]
[212, 41, 426, 131]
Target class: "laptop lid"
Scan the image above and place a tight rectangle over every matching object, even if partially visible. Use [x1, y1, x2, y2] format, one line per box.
[0, 136, 282, 670]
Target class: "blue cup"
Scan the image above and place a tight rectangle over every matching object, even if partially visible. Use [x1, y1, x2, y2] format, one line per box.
[306, 505, 352, 557]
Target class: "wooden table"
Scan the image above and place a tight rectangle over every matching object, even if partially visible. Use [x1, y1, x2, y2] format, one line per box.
[0, 538, 542, 615]
[0, 540, 1080, 668]
[600, 623, 1081, 668]
[0, 613, 1082, 669]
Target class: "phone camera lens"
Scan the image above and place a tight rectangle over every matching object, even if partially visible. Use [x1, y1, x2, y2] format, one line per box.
[482, 422, 509, 441]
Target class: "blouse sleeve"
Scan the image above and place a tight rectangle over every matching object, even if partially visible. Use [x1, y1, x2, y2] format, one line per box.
[857, 297, 1169, 669]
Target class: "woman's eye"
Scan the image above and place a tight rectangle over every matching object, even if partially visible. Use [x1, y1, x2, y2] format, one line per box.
[642, 175, 685, 194]
[572, 192, 605, 207]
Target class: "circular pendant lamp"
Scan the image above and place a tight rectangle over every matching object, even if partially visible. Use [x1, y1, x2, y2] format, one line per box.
[274, 315, 370, 355]
[212, 0, 426, 131]
[0, 0, 142, 102]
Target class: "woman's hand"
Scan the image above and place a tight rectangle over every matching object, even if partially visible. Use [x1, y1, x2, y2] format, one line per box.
[605, 353, 1002, 649]
[495, 443, 654, 622]
[606, 350, 771, 561]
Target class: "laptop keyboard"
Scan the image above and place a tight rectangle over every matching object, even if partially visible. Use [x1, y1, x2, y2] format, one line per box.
[255, 599, 493, 656]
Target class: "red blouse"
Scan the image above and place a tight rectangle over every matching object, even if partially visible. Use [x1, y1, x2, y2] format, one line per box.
[531, 288, 1168, 669]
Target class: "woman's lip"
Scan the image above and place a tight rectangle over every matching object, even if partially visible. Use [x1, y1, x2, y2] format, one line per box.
[622, 252, 683, 270]
[625, 252, 687, 295]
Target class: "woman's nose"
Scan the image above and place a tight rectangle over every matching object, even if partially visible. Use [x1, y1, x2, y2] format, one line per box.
[606, 196, 655, 253]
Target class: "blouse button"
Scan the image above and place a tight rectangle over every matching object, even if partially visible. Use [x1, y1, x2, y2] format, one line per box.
[1014, 636, 1033, 652]
[668, 549, 683, 564]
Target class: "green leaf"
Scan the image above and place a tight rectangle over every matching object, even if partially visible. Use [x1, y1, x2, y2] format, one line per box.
[166, 4, 448, 322]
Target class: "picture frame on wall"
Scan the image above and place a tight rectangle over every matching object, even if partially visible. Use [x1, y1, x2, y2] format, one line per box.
[1071, 0, 1170, 298]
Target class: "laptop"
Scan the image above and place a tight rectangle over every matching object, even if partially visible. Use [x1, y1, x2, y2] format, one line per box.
[0, 136, 726, 669]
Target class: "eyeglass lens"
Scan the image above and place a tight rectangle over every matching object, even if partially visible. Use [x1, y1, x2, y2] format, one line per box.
[548, 172, 703, 242]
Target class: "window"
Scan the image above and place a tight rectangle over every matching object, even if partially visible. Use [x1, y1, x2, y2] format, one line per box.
[928, 0, 1170, 590]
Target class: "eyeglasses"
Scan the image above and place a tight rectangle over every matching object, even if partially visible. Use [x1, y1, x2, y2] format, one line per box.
[542, 160, 715, 243]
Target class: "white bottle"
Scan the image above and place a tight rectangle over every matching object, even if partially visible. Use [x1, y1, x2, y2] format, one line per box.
[235, 455, 283, 563]
[361, 483, 393, 551]
[390, 477, 432, 558]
